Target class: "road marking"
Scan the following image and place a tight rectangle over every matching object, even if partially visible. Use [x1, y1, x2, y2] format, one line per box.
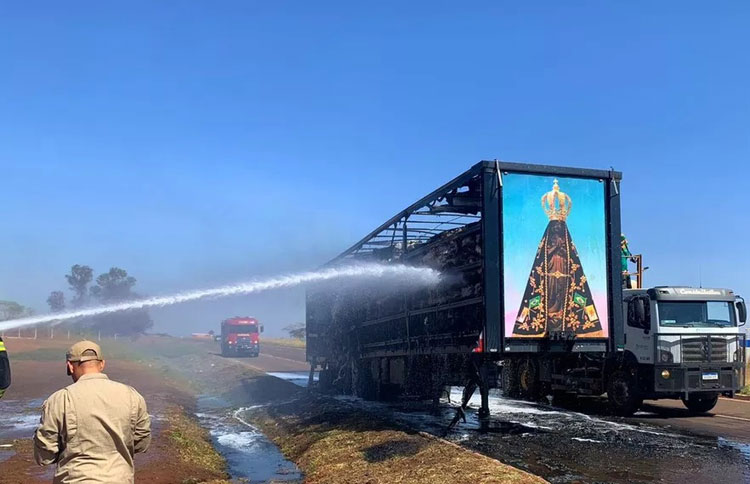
[720, 397, 750, 404]
[260, 353, 307, 365]
[714, 413, 750, 423]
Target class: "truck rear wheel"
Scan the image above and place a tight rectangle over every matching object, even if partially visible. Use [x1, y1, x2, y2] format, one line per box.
[518, 359, 539, 400]
[607, 370, 642, 416]
[502, 359, 521, 399]
[353, 360, 377, 400]
[681, 394, 718, 413]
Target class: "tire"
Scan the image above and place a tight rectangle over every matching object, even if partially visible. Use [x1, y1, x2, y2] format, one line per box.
[353, 360, 377, 400]
[682, 394, 719, 413]
[607, 369, 642, 416]
[502, 359, 521, 399]
[518, 359, 540, 401]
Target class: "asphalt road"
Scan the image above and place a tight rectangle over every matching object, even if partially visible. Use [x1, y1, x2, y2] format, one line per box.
[217, 341, 308, 373]
[633, 397, 750, 442]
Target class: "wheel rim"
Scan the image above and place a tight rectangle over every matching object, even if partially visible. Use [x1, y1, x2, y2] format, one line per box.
[611, 377, 630, 406]
[520, 364, 532, 391]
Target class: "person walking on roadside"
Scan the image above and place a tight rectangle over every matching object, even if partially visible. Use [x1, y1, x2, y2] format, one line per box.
[33, 340, 151, 484]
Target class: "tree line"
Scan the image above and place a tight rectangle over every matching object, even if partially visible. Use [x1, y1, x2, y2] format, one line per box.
[44, 264, 153, 336]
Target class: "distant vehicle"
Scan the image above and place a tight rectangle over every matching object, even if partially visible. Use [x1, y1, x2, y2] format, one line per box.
[221, 317, 263, 357]
[190, 332, 214, 341]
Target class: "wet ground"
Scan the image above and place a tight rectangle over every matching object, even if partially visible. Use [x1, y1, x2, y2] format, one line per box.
[440, 389, 749, 483]
[262, 371, 750, 483]
[0, 398, 47, 471]
[314, 388, 750, 483]
[152, 340, 750, 483]
[5, 337, 748, 483]
[0, 337, 305, 484]
[196, 394, 302, 484]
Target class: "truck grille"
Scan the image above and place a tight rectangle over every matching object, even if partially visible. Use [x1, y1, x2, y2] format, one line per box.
[682, 337, 728, 363]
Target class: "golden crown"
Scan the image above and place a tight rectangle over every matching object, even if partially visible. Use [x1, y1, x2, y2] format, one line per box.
[541, 179, 572, 221]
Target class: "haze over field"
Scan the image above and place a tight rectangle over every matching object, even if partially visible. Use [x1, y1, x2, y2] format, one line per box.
[1, 2, 749, 337]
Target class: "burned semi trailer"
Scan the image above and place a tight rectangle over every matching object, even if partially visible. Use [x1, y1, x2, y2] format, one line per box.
[306, 161, 624, 420]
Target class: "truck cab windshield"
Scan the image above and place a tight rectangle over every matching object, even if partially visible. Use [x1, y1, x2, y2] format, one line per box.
[658, 301, 736, 328]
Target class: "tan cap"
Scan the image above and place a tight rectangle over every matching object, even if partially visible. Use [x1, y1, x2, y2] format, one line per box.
[66, 340, 103, 363]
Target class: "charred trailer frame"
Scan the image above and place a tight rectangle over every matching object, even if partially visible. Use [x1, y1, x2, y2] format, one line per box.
[306, 161, 624, 421]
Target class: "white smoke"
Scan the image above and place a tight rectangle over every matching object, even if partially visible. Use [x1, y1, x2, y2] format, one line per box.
[0, 263, 441, 331]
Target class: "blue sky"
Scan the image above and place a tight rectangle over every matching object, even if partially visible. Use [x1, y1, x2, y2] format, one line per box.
[1, 2, 749, 336]
[503, 174, 608, 336]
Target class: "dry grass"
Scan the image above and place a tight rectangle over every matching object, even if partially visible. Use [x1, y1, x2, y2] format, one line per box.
[263, 337, 306, 349]
[247, 394, 546, 484]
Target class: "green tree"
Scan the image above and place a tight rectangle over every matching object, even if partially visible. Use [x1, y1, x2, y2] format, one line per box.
[284, 322, 306, 340]
[47, 291, 66, 312]
[66, 265, 93, 307]
[93, 267, 136, 302]
[91, 267, 152, 335]
[0, 301, 32, 321]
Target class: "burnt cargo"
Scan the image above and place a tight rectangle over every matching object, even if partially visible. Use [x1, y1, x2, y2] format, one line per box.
[306, 161, 624, 408]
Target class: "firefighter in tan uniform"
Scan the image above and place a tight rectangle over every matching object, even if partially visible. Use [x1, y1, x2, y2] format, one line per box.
[33, 341, 151, 484]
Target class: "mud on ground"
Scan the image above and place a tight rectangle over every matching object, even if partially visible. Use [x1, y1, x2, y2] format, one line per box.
[0, 337, 231, 484]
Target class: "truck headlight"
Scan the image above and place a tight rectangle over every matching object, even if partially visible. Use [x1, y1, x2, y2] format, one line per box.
[659, 350, 674, 363]
[661, 369, 671, 379]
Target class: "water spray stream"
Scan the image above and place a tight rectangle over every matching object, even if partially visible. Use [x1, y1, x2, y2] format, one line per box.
[0, 263, 441, 332]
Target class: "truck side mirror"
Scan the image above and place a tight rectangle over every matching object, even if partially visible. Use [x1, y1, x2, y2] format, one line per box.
[737, 297, 747, 326]
[632, 298, 648, 330]
[260, 325, 264, 333]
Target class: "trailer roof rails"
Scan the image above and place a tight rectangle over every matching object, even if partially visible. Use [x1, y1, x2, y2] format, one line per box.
[325, 160, 621, 267]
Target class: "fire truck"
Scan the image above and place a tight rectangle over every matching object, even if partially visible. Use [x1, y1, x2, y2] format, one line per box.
[220, 317, 262, 357]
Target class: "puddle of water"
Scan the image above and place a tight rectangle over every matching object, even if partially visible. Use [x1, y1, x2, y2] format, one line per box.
[446, 387, 680, 439]
[571, 437, 603, 443]
[0, 399, 42, 440]
[196, 396, 302, 484]
[718, 438, 750, 481]
[266, 371, 318, 388]
[0, 448, 15, 463]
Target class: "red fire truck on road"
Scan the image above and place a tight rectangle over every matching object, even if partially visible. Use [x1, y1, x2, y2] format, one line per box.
[221, 317, 262, 357]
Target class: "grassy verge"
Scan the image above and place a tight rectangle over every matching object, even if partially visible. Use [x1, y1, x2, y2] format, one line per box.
[263, 338, 306, 349]
[245, 391, 546, 484]
[165, 405, 230, 484]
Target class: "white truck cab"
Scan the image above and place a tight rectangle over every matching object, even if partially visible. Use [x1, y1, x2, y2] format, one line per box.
[622, 286, 746, 413]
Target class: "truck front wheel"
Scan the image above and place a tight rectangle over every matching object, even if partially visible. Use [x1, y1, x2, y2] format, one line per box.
[682, 394, 719, 414]
[607, 370, 642, 416]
